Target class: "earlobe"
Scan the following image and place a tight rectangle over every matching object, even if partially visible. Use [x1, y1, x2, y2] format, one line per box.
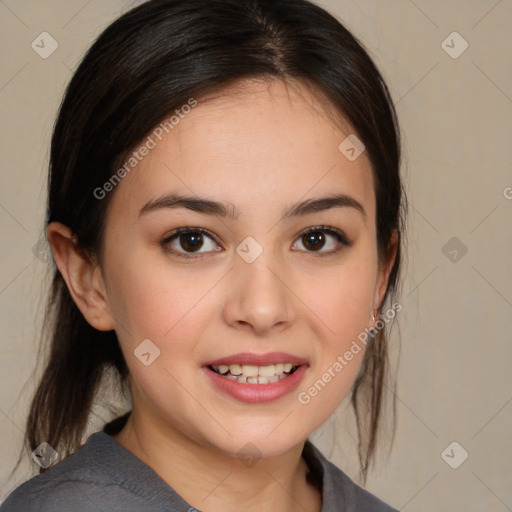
[373, 229, 399, 314]
[45, 222, 115, 332]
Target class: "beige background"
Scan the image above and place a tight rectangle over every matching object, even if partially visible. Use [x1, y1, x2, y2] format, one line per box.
[1, 0, 511, 509]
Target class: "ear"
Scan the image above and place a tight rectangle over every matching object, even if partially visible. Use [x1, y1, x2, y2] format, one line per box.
[372, 229, 399, 321]
[46, 222, 115, 332]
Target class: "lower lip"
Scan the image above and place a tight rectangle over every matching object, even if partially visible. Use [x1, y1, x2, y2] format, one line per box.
[202, 365, 308, 404]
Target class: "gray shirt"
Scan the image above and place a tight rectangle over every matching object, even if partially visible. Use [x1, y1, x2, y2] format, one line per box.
[0, 431, 398, 511]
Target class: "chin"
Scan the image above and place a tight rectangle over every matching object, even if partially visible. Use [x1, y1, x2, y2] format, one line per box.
[205, 425, 306, 461]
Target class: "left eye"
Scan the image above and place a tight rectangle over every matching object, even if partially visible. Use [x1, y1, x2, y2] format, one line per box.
[292, 226, 351, 254]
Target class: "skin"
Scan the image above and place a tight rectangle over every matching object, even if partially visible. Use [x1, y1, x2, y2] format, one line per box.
[47, 79, 397, 512]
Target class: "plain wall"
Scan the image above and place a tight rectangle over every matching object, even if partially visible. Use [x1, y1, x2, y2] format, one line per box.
[0, 0, 511, 509]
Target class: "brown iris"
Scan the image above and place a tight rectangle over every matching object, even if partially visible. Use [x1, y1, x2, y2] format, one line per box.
[302, 231, 326, 251]
[179, 232, 204, 252]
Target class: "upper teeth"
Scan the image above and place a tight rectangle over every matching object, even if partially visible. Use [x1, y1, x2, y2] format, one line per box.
[212, 363, 295, 377]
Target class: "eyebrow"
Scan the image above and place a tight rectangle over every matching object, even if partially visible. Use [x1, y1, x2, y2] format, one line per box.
[138, 193, 366, 221]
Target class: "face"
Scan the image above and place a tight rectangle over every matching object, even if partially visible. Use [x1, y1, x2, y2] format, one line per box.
[95, 79, 392, 458]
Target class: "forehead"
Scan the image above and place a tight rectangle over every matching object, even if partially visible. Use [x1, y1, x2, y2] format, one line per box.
[107, 79, 375, 222]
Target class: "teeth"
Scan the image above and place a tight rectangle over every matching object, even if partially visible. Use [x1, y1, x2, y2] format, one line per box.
[210, 362, 299, 384]
[229, 364, 242, 375]
[242, 365, 259, 377]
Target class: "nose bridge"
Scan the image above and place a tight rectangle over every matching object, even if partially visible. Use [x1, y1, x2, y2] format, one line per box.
[224, 237, 294, 332]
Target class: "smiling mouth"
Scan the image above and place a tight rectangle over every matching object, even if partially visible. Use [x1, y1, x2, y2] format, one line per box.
[208, 363, 300, 384]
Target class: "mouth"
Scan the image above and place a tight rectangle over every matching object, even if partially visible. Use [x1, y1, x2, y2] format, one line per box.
[202, 352, 309, 403]
[208, 362, 300, 384]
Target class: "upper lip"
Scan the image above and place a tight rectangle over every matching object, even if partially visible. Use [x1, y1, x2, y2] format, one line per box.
[203, 352, 308, 367]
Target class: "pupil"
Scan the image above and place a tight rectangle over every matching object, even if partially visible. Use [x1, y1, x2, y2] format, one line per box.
[303, 231, 325, 251]
[180, 233, 203, 252]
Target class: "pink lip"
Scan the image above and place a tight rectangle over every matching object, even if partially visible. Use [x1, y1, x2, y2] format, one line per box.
[203, 351, 308, 367]
[202, 364, 308, 404]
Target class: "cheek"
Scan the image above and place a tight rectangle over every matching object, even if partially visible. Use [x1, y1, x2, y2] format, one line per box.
[297, 270, 373, 417]
[104, 247, 216, 352]
[295, 251, 376, 409]
[301, 257, 377, 342]
[106, 261, 213, 403]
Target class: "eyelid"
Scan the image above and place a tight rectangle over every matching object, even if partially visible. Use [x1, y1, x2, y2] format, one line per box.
[160, 224, 352, 259]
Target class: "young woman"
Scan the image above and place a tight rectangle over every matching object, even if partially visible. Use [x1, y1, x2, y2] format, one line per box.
[1, 0, 406, 510]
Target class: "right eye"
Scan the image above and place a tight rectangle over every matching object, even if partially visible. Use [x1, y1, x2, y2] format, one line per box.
[161, 227, 222, 259]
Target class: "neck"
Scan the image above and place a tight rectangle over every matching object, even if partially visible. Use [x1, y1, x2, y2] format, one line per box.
[111, 410, 321, 512]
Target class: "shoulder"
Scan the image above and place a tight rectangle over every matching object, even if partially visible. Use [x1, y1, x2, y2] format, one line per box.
[0, 476, 109, 512]
[0, 432, 141, 512]
[0, 430, 189, 512]
[0, 449, 117, 512]
[303, 440, 399, 512]
[350, 482, 399, 512]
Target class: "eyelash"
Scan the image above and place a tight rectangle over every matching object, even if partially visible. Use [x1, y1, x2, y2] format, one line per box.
[160, 225, 352, 260]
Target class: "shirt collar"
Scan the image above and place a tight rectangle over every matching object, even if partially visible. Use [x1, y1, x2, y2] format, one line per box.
[86, 429, 352, 511]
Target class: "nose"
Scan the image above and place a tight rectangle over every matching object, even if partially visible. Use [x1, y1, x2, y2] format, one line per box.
[222, 249, 296, 336]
